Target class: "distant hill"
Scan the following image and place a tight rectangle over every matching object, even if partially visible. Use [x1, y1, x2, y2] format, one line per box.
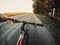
[3, 12, 32, 17]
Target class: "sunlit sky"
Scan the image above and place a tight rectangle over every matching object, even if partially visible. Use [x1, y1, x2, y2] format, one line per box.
[0, 0, 33, 13]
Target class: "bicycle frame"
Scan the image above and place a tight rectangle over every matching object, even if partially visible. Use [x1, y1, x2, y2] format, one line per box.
[17, 21, 28, 45]
[15, 20, 44, 45]
[17, 30, 25, 45]
[17, 31, 25, 45]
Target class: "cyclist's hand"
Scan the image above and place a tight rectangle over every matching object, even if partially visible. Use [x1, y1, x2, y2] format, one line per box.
[8, 18, 14, 22]
[8, 18, 19, 23]
[0, 17, 9, 22]
[10, 19, 19, 23]
[0, 17, 19, 23]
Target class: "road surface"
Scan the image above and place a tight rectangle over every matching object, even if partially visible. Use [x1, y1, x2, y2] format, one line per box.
[0, 14, 57, 45]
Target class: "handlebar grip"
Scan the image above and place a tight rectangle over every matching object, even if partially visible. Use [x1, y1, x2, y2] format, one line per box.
[36, 24, 44, 26]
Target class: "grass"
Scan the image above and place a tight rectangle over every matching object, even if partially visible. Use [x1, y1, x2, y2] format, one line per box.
[36, 14, 60, 45]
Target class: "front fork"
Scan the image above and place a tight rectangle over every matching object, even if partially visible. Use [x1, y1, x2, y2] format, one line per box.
[18, 32, 24, 45]
[19, 31, 28, 45]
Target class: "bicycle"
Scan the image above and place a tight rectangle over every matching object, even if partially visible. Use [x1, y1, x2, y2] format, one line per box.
[14, 20, 44, 45]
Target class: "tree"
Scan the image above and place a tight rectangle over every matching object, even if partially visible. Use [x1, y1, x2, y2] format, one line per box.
[33, 0, 45, 14]
[32, 0, 43, 14]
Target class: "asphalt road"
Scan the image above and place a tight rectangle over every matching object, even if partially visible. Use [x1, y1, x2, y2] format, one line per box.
[0, 14, 57, 45]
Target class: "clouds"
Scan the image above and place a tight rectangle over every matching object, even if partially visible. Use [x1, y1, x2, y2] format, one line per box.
[0, 0, 33, 13]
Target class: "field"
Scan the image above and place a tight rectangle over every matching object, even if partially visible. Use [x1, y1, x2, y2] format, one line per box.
[3, 12, 32, 17]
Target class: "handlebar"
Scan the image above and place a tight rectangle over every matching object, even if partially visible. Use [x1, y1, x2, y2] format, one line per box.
[14, 20, 44, 27]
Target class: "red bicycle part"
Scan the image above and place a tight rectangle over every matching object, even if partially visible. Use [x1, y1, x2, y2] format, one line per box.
[18, 38, 23, 45]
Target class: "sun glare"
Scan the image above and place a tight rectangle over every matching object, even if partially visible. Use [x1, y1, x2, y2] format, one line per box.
[0, 0, 33, 13]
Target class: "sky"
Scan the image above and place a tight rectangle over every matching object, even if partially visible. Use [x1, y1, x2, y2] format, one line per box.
[0, 0, 33, 13]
